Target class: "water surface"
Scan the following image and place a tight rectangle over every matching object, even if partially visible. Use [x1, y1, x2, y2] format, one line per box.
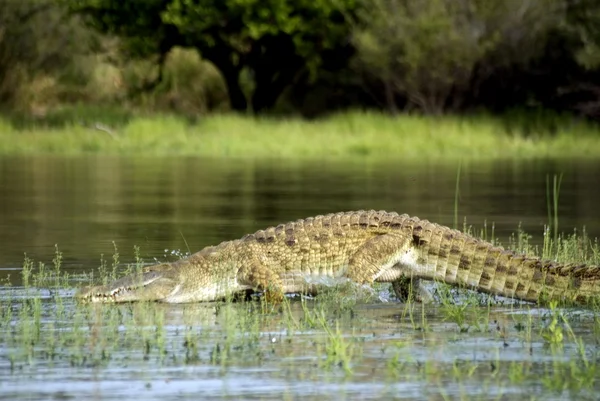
[1, 156, 599, 278]
[1, 156, 599, 400]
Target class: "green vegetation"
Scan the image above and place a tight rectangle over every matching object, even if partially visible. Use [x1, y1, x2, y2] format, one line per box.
[2, 1, 599, 162]
[65, 0, 356, 113]
[351, 0, 590, 115]
[1, 223, 599, 399]
[1, 110, 600, 159]
[3, 0, 600, 121]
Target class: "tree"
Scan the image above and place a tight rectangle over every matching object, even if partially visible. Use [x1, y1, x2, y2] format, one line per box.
[351, 0, 563, 114]
[565, 0, 600, 69]
[556, 0, 600, 118]
[0, 1, 93, 110]
[67, 0, 357, 113]
[65, 0, 186, 94]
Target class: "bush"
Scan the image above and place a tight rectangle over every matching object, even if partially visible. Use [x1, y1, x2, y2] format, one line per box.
[0, 1, 96, 113]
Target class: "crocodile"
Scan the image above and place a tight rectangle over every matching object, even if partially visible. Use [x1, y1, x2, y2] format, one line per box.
[76, 210, 600, 305]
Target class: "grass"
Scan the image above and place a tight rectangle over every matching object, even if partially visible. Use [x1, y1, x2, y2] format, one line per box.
[1, 224, 599, 400]
[1, 108, 600, 160]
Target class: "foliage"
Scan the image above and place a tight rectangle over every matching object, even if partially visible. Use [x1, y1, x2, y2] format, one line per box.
[0, 0, 96, 111]
[351, 0, 564, 114]
[566, 0, 600, 70]
[1, 0, 600, 119]
[123, 47, 230, 115]
[67, 0, 357, 113]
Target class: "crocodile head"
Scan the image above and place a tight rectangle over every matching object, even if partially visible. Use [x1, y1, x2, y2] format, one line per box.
[75, 247, 246, 303]
[75, 265, 182, 303]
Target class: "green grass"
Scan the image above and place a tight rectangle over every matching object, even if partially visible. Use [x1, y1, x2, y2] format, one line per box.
[1, 108, 600, 159]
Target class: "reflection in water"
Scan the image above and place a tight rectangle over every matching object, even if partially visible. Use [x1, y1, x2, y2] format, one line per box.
[0, 156, 599, 282]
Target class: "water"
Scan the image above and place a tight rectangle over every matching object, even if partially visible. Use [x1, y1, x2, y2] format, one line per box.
[1, 156, 599, 278]
[1, 156, 599, 400]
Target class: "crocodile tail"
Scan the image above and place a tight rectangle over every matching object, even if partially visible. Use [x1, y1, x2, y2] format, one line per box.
[402, 216, 600, 305]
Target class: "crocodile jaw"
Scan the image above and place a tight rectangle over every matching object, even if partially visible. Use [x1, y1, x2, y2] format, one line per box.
[76, 285, 152, 303]
[76, 275, 249, 303]
[76, 271, 180, 303]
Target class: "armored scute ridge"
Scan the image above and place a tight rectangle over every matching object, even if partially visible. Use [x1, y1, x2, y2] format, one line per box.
[76, 210, 600, 305]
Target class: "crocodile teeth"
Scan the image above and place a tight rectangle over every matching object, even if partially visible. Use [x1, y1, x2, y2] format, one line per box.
[86, 286, 135, 302]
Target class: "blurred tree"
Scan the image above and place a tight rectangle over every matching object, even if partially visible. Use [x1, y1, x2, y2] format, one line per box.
[0, 1, 94, 110]
[566, 0, 600, 69]
[557, 0, 600, 118]
[351, 0, 562, 114]
[67, 0, 357, 113]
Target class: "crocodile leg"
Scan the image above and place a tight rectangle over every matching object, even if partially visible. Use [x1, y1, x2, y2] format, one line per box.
[237, 257, 286, 302]
[346, 233, 436, 302]
[391, 277, 435, 303]
[346, 233, 415, 284]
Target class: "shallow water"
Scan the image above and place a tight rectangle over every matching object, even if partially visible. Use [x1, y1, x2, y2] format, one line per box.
[1, 289, 599, 401]
[1, 156, 600, 400]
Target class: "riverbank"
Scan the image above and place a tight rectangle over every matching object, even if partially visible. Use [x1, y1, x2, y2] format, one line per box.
[1, 109, 599, 159]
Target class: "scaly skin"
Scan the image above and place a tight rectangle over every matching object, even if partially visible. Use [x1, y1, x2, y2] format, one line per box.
[76, 210, 600, 305]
